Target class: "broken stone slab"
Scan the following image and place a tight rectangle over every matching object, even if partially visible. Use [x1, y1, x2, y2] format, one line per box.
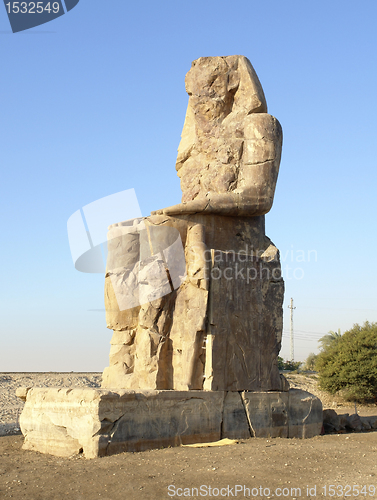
[323, 408, 341, 433]
[222, 392, 251, 440]
[347, 413, 363, 432]
[288, 389, 323, 438]
[18, 388, 322, 458]
[15, 386, 32, 402]
[368, 416, 377, 429]
[360, 417, 372, 430]
[338, 413, 349, 430]
[19, 388, 224, 459]
[241, 391, 289, 438]
[322, 411, 377, 434]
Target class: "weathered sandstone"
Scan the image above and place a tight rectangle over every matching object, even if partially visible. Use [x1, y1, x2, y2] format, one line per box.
[18, 388, 322, 458]
[102, 56, 286, 393]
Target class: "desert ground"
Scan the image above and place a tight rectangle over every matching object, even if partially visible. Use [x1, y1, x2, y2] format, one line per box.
[1, 372, 377, 500]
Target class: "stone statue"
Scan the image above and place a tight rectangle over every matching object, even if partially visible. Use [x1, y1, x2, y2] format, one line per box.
[102, 55, 288, 393]
[160, 55, 282, 217]
[18, 57, 323, 459]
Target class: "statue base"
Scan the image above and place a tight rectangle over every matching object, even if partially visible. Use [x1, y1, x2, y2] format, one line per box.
[17, 387, 322, 459]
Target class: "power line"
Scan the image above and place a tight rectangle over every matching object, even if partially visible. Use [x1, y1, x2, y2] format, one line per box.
[282, 331, 323, 339]
[282, 335, 316, 342]
[293, 329, 326, 335]
[282, 329, 322, 336]
[298, 306, 376, 312]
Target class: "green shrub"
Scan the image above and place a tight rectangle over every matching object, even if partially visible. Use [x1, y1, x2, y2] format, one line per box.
[304, 352, 318, 371]
[316, 322, 377, 403]
[278, 357, 302, 371]
[278, 356, 285, 370]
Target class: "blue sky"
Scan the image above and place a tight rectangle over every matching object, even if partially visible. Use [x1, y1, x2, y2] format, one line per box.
[1, 1, 376, 371]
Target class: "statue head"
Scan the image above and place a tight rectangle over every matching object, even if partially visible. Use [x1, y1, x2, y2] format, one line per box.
[183, 55, 268, 131]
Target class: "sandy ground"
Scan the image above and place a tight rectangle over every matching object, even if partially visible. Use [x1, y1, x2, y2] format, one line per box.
[1, 372, 377, 499]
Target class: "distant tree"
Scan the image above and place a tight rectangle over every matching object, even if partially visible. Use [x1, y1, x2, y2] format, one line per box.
[318, 328, 342, 351]
[278, 357, 302, 371]
[278, 356, 285, 370]
[283, 360, 302, 371]
[316, 322, 377, 403]
[304, 352, 318, 371]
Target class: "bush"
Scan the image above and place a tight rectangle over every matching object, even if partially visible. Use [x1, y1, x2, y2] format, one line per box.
[278, 356, 284, 370]
[316, 322, 377, 403]
[304, 352, 318, 371]
[278, 356, 302, 371]
[284, 360, 302, 371]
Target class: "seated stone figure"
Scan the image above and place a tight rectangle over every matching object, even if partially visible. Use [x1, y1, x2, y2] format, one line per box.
[158, 55, 282, 217]
[102, 56, 288, 393]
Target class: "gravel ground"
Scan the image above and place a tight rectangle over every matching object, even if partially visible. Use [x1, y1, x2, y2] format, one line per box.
[1, 372, 377, 499]
[2, 431, 377, 499]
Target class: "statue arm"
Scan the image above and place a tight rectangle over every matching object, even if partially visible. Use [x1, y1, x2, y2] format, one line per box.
[152, 190, 274, 217]
[152, 112, 282, 218]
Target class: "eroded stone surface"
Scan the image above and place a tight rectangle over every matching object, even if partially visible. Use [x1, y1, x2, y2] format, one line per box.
[204, 250, 284, 392]
[18, 388, 322, 458]
[161, 55, 282, 217]
[19, 388, 225, 458]
[288, 389, 323, 438]
[102, 56, 286, 393]
[222, 392, 251, 440]
[103, 213, 286, 392]
[242, 391, 289, 438]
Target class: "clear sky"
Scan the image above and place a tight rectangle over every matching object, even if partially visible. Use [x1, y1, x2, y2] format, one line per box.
[1, 1, 376, 371]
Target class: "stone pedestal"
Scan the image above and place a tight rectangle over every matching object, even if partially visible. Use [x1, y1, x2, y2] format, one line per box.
[18, 387, 322, 459]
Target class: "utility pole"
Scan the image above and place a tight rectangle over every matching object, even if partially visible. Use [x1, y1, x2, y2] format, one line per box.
[288, 298, 296, 362]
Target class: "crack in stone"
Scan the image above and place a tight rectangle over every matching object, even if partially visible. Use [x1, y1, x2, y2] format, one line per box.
[103, 412, 127, 455]
[240, 393, 255, 438]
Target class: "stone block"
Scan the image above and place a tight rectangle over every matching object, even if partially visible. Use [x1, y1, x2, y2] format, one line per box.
[360, 417, 372, 430]
[288, 389, 323, 438]
[18, 387, 323, 459]
[241, 391, 288, 438]
[19, 388, 224, 459]
[222, 392, 251, 440]
[204, 250, 284, 392]
[368, 416, 377, 429]
[15, 386, 31, 402]
[338, 413, 349, 430]
[323, 408, 340, 432]
[347, 413, 362, 432]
